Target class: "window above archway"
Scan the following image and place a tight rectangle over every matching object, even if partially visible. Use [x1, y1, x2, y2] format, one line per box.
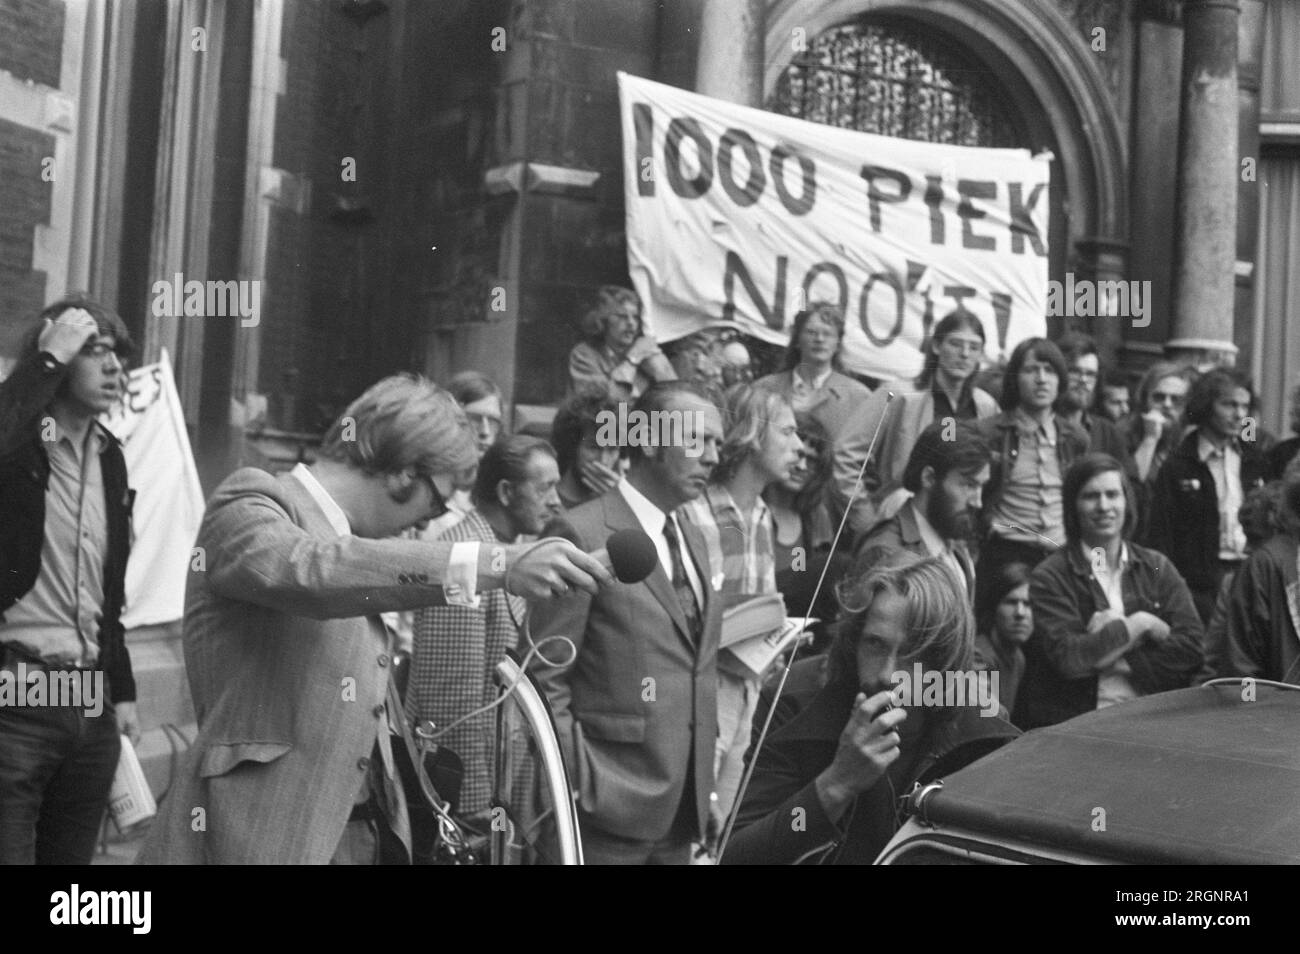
[768, 17, 1026, 149]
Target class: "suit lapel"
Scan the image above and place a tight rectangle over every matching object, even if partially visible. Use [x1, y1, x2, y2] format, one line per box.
[679, 518, 713, 625]
[603, 491, 693, 644]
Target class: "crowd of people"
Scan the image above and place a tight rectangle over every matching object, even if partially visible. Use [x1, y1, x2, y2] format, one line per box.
[4, 287, 1298, 866]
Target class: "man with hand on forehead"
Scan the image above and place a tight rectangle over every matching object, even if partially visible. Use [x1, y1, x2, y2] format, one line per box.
[1, 296, 138, 865]
[139, 374, 609, 865]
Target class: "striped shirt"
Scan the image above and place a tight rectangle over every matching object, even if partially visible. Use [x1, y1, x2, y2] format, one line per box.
[679, 484, 776, 598]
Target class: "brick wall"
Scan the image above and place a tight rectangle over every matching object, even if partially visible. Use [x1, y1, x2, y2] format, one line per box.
[260, 1, 386, 432]
[511, 0, 660, 404]
[0, 0, 64, 87]
[0, 118, 54, 356]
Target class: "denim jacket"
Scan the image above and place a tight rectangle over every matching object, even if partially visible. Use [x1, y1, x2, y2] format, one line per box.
[976, 409, 1090, 541]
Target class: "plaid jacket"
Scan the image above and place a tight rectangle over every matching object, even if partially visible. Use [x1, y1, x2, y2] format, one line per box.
[407, 509, 525, 817]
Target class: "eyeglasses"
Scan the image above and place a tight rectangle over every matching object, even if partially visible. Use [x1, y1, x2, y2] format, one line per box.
[414, 471, 449, 519]
[1151, 391, 1185, 406]
[466, 412, 502, 431]
[1068, 369, 1098, 381]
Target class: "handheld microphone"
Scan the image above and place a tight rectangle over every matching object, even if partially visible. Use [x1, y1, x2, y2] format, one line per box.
[547, 521, 658, 584]
[601, 528, 658, 584]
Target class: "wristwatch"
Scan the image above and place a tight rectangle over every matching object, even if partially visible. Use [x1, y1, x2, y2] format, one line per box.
[37, 351, 63, 373]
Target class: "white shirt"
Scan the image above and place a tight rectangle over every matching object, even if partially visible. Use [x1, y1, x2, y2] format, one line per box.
[1198, 434, 1248, 561]
[290, 463, 481, 607]
[618, 477, 705, 608]
[1086, 540, 1138, 709]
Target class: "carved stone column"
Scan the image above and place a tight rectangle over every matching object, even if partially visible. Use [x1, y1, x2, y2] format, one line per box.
[695, 0, 764, 106]
[1167, 0, 1241, 367]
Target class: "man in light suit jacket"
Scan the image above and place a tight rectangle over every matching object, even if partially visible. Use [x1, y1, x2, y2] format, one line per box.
[526, 381, 724, 864]
[138, 375, 608, 865]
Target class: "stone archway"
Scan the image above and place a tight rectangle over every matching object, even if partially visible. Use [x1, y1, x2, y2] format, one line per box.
[763, 0, 1129, 342]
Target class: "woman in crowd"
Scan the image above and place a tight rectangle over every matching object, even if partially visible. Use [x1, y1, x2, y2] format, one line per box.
[754, 302, 876, 535]
[567, 284, 676, 400]
[722, 551, 1019, 865]
[972, 561, 1032, 717]
[765, 413, 852, 651]
[864, 308, 999, 515]
[1015, 453, 1204, 729]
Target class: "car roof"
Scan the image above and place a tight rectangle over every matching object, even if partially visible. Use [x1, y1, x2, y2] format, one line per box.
[914, 684, 1300, 864]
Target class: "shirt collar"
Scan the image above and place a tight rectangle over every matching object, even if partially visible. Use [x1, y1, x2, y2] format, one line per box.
[52, 417, 110, 454]
[1078, 539, 1129, 573]
[1197, 432, 1237, 461]
[1012, 407, 1056, 441]
[618, 476, 669, 538]
[291, 463, 351, 536]
[794, 366, 832, 392]
[704, 483, 768, 523]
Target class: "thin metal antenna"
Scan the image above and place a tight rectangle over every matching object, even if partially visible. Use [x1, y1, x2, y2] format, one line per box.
[715, 390, 897, 863]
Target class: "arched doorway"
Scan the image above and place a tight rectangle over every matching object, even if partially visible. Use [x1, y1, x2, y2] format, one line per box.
[764, 0, 1128, 342]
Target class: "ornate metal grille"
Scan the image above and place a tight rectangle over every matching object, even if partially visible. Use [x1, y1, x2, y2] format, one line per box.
[769, 19, 1024, 149]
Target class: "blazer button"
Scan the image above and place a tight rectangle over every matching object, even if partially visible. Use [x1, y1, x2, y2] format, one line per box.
[398, 574, 410, 584]
[357, 756, 370, 771]
[377, 654, 390, 668]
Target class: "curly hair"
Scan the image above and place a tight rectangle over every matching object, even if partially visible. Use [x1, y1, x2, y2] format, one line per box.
[579, 285, 642, 345]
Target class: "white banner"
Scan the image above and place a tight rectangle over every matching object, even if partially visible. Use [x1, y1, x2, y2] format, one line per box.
[101, 350, 205, 628]
[618, 73, 1051, 381]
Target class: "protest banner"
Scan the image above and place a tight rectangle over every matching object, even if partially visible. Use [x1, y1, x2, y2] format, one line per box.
[619, 73, 1051, 380]
[101, 349, 205, 627]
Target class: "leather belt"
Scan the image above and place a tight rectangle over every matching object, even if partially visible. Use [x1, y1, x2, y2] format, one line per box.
[0, 642, 97, 673]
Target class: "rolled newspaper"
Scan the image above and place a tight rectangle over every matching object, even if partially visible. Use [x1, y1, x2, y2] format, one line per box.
[108, 735, 157, 832]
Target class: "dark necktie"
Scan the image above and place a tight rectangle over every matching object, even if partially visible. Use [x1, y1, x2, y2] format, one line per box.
[663, 516, 702, 641]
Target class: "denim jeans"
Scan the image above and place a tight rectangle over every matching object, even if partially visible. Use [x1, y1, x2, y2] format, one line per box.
[0, 693, 120, 864]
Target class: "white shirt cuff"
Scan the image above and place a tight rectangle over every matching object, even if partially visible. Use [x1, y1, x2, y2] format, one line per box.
[445, 542, 481, 608]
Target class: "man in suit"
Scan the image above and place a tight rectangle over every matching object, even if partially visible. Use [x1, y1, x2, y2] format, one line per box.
[138, 375, 609, 865]
[527, 381, 724, 864]
[854, 420, 990, 602]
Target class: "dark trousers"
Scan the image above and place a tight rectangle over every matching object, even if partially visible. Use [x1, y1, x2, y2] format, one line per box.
[0, 695, 120, 864]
